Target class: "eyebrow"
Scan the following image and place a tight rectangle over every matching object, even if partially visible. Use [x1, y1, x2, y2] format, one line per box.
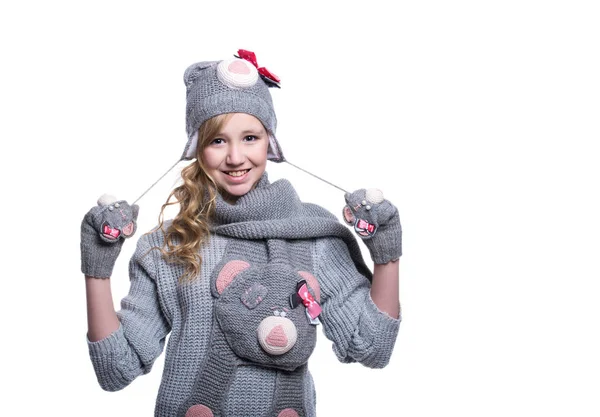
[240, 129, 264, 135]
[215, 128, 265, 137]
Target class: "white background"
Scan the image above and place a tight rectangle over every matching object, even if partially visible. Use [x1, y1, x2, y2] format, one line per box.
[1, 1, 599, 416]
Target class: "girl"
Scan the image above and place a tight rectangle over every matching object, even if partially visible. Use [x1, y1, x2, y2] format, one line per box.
[81, 50, 402, 417]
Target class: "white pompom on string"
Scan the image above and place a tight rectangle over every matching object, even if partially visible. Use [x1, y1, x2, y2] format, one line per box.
[365, 188, 385, 204]
[97, 194, 118, 206]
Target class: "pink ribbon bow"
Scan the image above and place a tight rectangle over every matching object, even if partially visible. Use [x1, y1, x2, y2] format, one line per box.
[356, 219, 376, 234]
[298, 283, 321, 319]
[237, 49, 281, 86]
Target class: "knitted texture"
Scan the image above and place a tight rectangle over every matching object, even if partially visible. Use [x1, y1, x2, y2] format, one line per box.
[179, 236, 318, 416]
[182, 56, 284, 162]
[343, 189, 402, 264]
[211, 174, 373, 280]
[80, 199, 139, 278]
[86, 173, 401, 416]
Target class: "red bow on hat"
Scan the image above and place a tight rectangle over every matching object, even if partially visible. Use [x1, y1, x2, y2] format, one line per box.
[236, 49, 281, 88]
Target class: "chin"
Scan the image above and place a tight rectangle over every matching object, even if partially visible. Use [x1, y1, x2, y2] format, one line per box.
[225, 185, 253, 197]
[218, 178, 258, 201]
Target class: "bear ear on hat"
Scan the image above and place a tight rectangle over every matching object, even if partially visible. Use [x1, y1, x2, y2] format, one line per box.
[183, 61, 217, 89]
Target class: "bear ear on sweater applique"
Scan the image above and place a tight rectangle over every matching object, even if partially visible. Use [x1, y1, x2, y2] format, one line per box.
[215, 260, 251, 295]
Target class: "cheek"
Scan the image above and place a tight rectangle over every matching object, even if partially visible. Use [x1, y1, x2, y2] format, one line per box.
[250, 141, 269, 166]
[201, 148, 223, 170]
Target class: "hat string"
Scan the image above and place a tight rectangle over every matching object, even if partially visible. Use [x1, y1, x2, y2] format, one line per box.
[132, 160, 348, 205]
[132, 160, 181, 205]
[283, 161, 348, 194]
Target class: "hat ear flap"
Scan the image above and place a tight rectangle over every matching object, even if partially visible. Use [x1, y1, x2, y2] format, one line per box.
[183, 61, 217, 89]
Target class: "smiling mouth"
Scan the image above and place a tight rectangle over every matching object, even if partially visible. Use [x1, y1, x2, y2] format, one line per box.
[224, 169, 250, 177]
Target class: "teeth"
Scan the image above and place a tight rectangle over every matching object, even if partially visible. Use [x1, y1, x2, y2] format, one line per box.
[226, 169, 249, 177]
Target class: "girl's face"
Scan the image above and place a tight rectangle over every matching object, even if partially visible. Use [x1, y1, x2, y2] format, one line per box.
[201, 113, 269, 202]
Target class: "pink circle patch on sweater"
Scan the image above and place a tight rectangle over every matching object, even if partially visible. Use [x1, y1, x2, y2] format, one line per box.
[186, 404, 214, 417]
[266, 325, 288, 347]
[228, 60, 251, 74]
[278, 409, 299, 417]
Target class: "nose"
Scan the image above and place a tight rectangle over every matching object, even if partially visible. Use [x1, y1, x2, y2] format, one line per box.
[226, 142, 245, 166]
[257, 316, 297, 355]
[266, 325, 288, 347]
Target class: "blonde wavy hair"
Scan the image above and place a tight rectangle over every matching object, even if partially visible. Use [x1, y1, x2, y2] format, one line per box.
[154, 113, 233, 282]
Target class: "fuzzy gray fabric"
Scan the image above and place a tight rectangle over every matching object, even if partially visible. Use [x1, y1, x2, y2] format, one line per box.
[183, 57, 283, 162]
[87, 173, 400, 416]
[80, 200, 139, 278]
[343, 189, 402, 264]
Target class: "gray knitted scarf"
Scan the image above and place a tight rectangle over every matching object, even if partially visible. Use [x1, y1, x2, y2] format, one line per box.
[179, 173, 371, 417]
[211, 173, 372, 280]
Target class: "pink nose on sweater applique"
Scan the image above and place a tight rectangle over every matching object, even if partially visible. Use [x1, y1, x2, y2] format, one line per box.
[266, 325, 288, 347]
[228, 60, 251, 74]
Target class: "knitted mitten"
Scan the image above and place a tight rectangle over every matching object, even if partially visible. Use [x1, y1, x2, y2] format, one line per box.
[80, 194, 139, 278]
[343, 189, 402, 264]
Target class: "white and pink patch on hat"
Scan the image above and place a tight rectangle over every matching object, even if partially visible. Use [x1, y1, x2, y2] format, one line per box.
[217, 58, 259, 89]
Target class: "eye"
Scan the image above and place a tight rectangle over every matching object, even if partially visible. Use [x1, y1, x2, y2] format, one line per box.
[280, 311, 287, 318]
[273, 310, 280, 316]
[243, 135, 258, 142]
[240, 282, 267, 309]
[210, 138, 225, 145]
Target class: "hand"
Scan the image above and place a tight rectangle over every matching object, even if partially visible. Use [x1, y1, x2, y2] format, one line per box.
[80, 194, 139, 278]
[343, 188, 402, 264]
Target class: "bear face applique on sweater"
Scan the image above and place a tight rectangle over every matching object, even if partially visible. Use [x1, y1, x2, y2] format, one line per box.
[212, 259, 321, 372]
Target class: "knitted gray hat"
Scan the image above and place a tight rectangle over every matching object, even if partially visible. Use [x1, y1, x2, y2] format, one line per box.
[182, 50, 284, 162]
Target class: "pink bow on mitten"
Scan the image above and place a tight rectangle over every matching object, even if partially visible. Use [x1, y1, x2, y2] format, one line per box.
[343, 189, 402, 264]
[80, 194, 139, 278]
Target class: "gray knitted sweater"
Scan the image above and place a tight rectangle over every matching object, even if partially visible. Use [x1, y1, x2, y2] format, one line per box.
[87, 173, 401, 417]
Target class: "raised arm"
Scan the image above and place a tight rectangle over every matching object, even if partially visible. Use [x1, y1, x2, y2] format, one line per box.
[85, 277, 120, 342]
[371, 259, 400, 319]
[314, 237, 401, 369]
[86, 234, 171, 391]
[343, 188, 402, 319]
[80, 196, 170, 391]
[80, 195, 139, 341]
